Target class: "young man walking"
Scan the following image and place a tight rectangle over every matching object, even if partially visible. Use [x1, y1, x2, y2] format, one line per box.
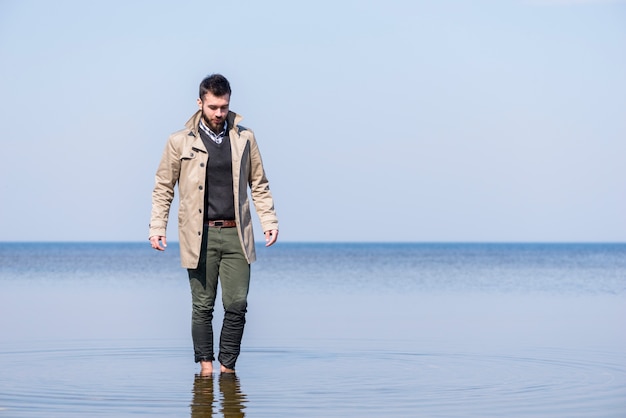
[149, 74, 279, 375]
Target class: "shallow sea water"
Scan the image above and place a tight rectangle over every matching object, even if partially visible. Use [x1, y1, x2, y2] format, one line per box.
[0, 243, 625, 417]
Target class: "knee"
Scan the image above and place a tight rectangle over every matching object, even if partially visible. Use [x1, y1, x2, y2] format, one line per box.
[192, 304, 214, 322]
[224, 300, 247, 317]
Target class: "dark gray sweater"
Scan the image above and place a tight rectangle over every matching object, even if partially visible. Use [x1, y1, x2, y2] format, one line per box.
[199, 130, 235, 221]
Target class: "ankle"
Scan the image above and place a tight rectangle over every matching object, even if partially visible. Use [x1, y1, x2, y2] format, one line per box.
[220, 364, 235, 374]
[200, 361, 213, 375]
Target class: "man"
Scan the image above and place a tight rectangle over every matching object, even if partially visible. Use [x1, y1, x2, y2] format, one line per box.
[149, 74, 279, 375]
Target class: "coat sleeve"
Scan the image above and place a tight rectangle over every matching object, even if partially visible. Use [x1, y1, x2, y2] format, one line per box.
[247, 132, 279, 232]
[149, 135, 181, 238]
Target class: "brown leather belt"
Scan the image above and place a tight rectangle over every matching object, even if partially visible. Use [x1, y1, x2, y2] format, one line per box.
[205, 220, 237, 228]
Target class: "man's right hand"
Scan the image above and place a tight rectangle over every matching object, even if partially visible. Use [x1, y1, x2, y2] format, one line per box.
[150, 235, 167, 251]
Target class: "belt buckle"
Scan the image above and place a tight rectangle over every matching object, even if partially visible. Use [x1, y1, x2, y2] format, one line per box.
[213, 221, 224, 227]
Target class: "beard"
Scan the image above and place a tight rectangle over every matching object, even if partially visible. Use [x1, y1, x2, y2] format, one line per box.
[202, 113, 225, 133]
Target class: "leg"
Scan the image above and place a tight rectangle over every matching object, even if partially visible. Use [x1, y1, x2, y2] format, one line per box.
[188, 226, 221, 374]
[217, 227, 251, 372]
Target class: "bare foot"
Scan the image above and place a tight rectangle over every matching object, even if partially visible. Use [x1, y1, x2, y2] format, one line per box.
[200, 361, 213, 376]
[220, 364, 235, 374]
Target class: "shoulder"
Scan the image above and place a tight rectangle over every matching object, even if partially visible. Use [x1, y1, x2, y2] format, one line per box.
[234, 122, 256, 139]
[167, 110, 201, 145]
[167, 127, 197, 146]
[235, 124, 253, 136]
[158, 129, 198, 163]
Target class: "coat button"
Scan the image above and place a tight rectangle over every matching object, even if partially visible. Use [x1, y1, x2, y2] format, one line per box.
[199, 185, 203, 190]
[198, 231, 201, 236]
[190, 152, 195, 157]
[200, 163, 205, 167]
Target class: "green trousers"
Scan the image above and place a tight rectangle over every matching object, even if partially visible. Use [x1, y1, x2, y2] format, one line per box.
[187, 225, 250, 370]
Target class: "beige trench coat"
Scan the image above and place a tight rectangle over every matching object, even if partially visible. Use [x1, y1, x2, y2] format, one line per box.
[149, 110, 278, 268]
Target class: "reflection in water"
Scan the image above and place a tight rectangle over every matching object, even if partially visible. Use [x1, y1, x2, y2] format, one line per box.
[219, 374, 247, 417]
[191, 374, 247, 417]
[191, 374, 215, 417]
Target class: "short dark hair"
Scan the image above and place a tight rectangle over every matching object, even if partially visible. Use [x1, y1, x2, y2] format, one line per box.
[199, 74, 231, 99]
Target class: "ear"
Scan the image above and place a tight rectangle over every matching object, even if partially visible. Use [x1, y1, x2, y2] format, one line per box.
[197, 98, 202, 109]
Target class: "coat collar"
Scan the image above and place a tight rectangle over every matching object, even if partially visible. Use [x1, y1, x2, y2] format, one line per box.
[185, 110, 243, 137]
[185, 110, 246, 156]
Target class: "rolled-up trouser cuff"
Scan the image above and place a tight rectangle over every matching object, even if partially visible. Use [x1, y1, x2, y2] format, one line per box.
[218, 300, 247, 370]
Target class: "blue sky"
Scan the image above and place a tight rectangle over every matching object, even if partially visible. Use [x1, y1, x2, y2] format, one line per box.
[0, 0, 624, 242]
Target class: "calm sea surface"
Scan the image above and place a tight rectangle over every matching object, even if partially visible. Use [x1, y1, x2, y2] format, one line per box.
[0, 242, 624, 417]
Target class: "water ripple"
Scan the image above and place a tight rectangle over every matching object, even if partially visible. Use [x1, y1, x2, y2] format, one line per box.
[242, 345, 626, 417]
[0, 342, 624, 417]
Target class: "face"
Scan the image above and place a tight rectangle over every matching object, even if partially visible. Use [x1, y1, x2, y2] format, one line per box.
[197, 92, 230, 132]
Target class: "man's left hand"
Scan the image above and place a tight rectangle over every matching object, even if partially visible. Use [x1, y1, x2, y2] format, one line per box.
[264, 230, 279, 247]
